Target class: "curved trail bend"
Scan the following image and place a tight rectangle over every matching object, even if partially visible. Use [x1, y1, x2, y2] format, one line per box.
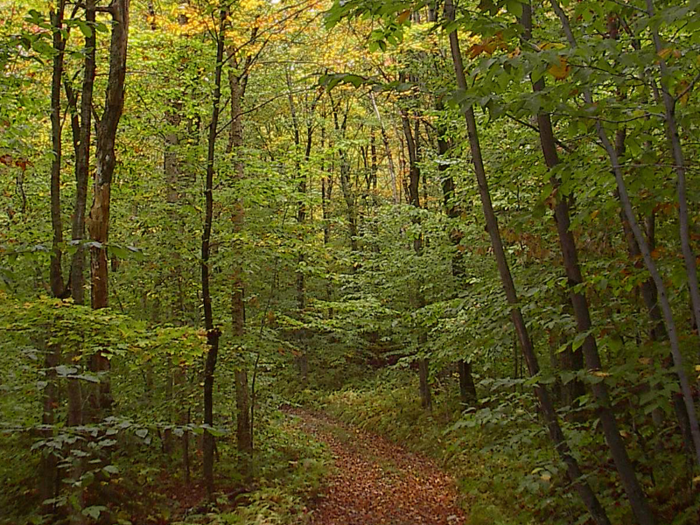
[289, 409, 466, 525]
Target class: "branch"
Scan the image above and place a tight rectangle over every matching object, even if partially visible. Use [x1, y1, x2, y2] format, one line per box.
[675, 70, 700, 104]
[70, 1, 114, 14]
[215, 87, 315, 137]
[505, 114, 574, 153]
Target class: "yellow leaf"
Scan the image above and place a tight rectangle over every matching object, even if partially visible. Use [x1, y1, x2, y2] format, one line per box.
[676, 80, 690, 106]
[657, 47, 673, 60]
[540, 42, 565, 50]
[548, 57, 570, 80]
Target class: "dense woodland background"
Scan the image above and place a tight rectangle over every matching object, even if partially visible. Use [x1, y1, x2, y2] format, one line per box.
[1, 0, 700, 523]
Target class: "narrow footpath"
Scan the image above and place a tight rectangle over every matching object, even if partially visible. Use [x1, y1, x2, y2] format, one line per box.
[288, 409, 467, 525]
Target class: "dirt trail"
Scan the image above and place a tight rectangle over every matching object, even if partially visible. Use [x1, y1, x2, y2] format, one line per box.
[288, 409, 466, 525]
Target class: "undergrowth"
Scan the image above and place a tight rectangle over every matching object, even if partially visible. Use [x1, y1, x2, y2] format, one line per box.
[154, 412, 330, 525]
[0, 409, 330, 525]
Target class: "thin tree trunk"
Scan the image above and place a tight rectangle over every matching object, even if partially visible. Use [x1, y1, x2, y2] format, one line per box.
[613, 132, 693, 442]
[435, 98, 475, 406]
[183, 406, 191, 485]
[644, 0, 700, 338]
[521, 5, 656, 523]
[70, 0, 96, 307]
[287, 77, 306, 315]
[228, 61, 253, 481]
[370, 91, 399, 203]
[520, 5, 585, 411]
[44, 0, 67, 486]
[370, 129, 378, 194]
[444, 3, 611, 524]
[201, 8, 226, 497]
[550, 0, 700, 475]
[401, 97, 432, 411]
[49, 3, 66, 301]
[330, 96, 358, 252]
[235, 369, 252, 482]
[63, 6, 95, 520]
[321, 124, 334, 315]
[42, 4, 67, 511]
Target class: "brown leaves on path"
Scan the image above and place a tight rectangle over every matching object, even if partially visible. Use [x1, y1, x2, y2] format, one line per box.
[288, 409, 466, 525]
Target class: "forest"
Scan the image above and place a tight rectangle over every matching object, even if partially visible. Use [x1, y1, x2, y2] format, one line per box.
[1, 0, 700, 523]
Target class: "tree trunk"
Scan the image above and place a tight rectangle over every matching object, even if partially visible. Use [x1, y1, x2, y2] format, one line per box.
[614, 131, 693, 445]
[330, 96, 358, 253]
[520, 7, 585, 411]
[435, 98, 476, 407]
[49, 2, 66, 301]
[370, 91, 399, 204]
[645, 0, 700, 339]
[228, 57, 255, 480]
[401, 99, 432, 412]
[201, 8, 227, 497]
[236, 369, 253, 482]
[444, 4, 611, 524]
[522, 5, 656, 523]
[458, 360, 477, 407]
[70, 0, 96, 307]
[287, 71, 320, 383]
[62, 6, 96, 521]
[321, 124, 334, 315]
[550, 0, 700, 478]
[42, 3, 67, 512]
[86, 0, 130, 419]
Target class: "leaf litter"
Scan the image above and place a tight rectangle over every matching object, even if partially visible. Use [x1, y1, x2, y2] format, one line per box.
[288, 409, 466, 525]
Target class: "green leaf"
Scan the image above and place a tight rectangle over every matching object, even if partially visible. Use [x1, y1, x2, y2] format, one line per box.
[102, 465, 119, 476]
[506, 0, 523, 18]
[77, 20, 93, 38]
[82, 506, 107, 520]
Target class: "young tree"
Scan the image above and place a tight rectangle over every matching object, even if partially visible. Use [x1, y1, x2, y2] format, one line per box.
[443, 2, 611, 523]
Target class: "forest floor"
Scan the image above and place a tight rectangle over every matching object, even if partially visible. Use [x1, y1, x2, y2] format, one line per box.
[287, 408, 467, 525]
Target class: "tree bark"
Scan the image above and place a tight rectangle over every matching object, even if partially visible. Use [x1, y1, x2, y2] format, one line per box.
[228, 53, 253, 481]
[49, 3, 66, 301]
[235, 369, 252, 482]
[435, 98, 476, 406]
[330, 95, 358, 252]
[520, 5, 585, 410]
[444, 3, 611, 524]
[42, 4, 67, 511]
[401, 95, 432, 411]
[86, 0, 130, 418]
[202, 8, 227, 497]
[644, 0, 700, 340]
[70, 0, 96, 307]
[520, 5, 656, 523]
[550, 0, 700, 477]
[457, 360, 477, 406]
